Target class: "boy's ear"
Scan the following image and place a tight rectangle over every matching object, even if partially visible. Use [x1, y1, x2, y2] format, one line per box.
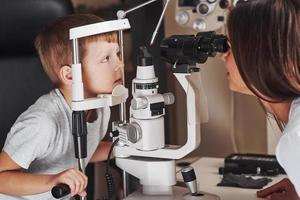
[59, 65, 72, 85]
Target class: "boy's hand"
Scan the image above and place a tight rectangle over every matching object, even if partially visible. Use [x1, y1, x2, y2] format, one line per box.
[257, 178, 299, 200]
[51, 168, 88, 197]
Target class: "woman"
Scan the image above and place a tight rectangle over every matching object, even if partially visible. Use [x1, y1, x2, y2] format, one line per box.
[220, 0, 300, 199]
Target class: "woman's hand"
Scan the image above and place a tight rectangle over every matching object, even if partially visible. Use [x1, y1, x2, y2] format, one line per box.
[257, 178, 299, 200]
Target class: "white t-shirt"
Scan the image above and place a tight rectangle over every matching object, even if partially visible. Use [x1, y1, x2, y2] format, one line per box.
[1, 89, 110, 200]
[276, 97, 300, 197]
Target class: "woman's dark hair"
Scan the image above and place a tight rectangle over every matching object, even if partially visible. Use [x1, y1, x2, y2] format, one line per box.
[227, 0, 300, 102]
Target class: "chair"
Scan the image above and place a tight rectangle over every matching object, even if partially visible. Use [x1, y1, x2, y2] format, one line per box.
[0, 0, 74, 150]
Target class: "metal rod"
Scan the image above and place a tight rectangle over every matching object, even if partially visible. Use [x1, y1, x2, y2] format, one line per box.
[150, 0, 171, 45]
[78, 158, 86, 172]
[118, 30, 127, 122]
[122, 171, 128, 198]
[72, 39, 86, 200]
[124, 0, 159, 16]
[72, 39, 80, 64]
[77, 137, 86, 200]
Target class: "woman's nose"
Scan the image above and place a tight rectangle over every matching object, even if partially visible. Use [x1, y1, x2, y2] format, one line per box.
[218, 51, 229, 62]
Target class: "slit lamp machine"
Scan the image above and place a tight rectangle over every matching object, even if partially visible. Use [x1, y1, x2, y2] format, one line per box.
[51, 0, 230, 199]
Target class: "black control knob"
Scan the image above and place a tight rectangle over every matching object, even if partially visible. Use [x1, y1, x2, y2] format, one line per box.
[196, 3, 210, 15]
[127, 123, 142, 144]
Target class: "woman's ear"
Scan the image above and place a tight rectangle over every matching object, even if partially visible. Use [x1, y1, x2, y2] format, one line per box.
[59, 65, 72, 85]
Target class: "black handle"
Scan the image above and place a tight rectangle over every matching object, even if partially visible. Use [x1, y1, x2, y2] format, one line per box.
[72, 111, 88, 159]
[51, 183, 71, 199]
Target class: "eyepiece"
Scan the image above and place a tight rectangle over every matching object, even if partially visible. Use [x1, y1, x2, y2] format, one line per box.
[160, 31, 228, 64]
[211, 34, 229, 53]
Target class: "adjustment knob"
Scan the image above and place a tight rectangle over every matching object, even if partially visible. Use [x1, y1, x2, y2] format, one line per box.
[126, 123, 142, 144]
[181, 167, 198, 196]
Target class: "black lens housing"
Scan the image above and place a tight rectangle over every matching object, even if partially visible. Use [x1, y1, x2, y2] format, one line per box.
[160, 31, 228, 65]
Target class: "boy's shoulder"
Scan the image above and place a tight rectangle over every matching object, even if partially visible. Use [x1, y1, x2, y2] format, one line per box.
[16, 89, 70, 127]
[4, 89, 72, 169]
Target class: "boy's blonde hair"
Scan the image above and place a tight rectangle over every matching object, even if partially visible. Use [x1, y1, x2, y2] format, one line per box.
[35, 14, 117, 87]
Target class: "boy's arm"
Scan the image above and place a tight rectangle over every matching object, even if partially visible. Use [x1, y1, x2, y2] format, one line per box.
[89, 141, 113, 163]
[0, 151, 53, 195]
[0, 151, 87, 196]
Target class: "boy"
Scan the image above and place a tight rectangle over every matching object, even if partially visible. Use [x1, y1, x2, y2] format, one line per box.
[0, 14, 123, 199]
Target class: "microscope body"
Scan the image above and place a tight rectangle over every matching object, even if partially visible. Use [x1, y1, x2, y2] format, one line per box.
[113, 32, 228, 197]
[114, 47, 174, 152]
[127, 68, 166, 151]
[112, 47, 180, 195]
[112, 50, 205, 197]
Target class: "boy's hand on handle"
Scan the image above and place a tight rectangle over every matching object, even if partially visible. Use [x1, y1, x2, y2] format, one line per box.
[257, 178, 299, 200]
[50, 168, 88, 197]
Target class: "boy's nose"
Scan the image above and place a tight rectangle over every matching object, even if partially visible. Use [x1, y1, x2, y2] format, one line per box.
[114, 63, 124, 71]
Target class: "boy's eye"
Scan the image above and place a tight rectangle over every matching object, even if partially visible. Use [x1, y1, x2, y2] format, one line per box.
[117, 51, 121, 57]
[101, 56, 109, 63]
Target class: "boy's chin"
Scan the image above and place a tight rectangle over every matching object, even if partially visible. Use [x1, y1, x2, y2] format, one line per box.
[87, 90, 111, 96]
[95, 88, 115, 95]
[113, 82, 122, 88]
[92, 84, 123, 95]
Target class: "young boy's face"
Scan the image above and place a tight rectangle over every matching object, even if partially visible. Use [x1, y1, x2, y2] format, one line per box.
[82, 40, 123, 96]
